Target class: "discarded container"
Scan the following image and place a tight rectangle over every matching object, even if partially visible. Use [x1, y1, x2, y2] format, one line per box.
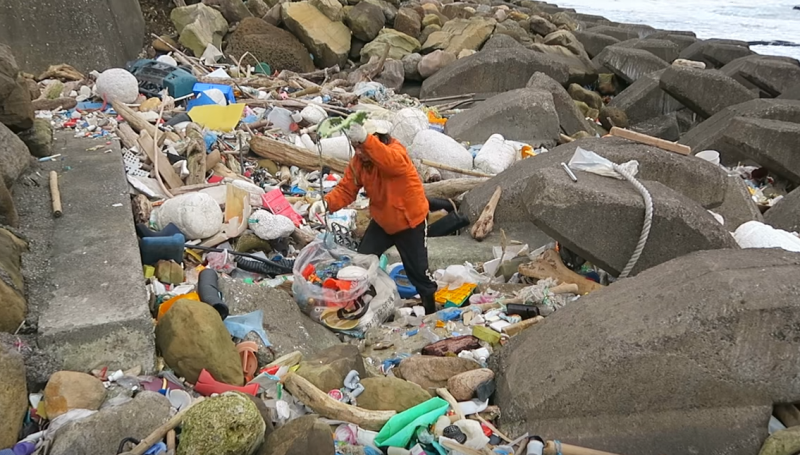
[126, 59, 197, 98]
[268, 107, 295, 134]
[319, 135, 352, 161]
[474, 134, 516, 174]
[139, 233, 185, 266]
[390, 266, 418, 299]
[435, 283, 476, 307]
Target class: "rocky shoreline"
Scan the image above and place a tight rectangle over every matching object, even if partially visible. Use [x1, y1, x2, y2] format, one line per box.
[2, 0, 800, 455]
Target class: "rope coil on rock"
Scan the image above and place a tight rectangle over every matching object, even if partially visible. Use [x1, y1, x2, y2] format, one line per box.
[610, 163, 653, 279]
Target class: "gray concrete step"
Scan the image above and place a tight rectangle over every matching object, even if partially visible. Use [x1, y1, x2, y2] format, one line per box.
[37, 132, 155, 373]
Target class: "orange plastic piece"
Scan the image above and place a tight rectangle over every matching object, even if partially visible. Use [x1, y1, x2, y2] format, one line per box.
[158, 291, 200, 320]
[302, 264, 316, 279]
[323, 278, 353, 291]
[237, 341, 258, 382]
[427, 110, 447, 125]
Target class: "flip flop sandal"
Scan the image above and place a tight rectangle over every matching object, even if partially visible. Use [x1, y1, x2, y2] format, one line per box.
[237, 341, 259, 383]
[320, 307, 361, 331]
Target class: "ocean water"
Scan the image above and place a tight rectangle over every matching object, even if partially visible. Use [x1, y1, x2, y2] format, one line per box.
[556, 0, 800, 59]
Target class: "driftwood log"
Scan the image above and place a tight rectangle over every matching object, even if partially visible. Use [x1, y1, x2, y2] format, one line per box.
[423, 178, 487, 200]
[470, 186, 501, 241]
[250, 135, 348, 174]
[518, 249, 604, 295]
[49, 171, 62, 218]
[283, 372, 396, 431]
[117, 123, 139, 149]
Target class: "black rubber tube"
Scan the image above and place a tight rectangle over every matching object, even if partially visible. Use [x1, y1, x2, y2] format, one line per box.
[197, 269, 229, 320]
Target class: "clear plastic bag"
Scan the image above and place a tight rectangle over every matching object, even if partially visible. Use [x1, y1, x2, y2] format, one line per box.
[568, 147, 638, 180]
[292, 239, 379, 310]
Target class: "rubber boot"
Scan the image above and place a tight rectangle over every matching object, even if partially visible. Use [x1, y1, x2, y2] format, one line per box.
[422, 294, 437, 315]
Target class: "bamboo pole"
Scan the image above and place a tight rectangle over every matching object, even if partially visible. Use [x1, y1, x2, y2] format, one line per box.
[420, 159, 494, 178]
[49, 171, 62, 218]
[609, 127, 691, 155]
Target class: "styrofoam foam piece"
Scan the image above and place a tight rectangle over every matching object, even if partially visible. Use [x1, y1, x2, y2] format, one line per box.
[391, 108, 429, 147]
[155, 192, 223, 240]
[320, 135, 352, 161]
[249, 209, 296, 240]
[301, 104, 327, 125]
[408, 130, 473, 180]
[734, 221, 800, 252]
[474, 134, 516, 174]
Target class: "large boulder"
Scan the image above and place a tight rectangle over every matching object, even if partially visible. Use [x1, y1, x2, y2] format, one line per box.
[528, 15, 558, 37]
[259, 415, 334, 455]
[529, 43, 598, 86]
[524, 167, 738, 276]
[395, 355, 480, 392]
[0, 228, 26, 334]
[0, 45, 33, 132]
[49, 392, 171, 455]
[543, 30, 590, 61]
[282, 2, 351, 68]
[155, 299, 243, 385]
[630, 112, 681, 142]
[608, 69, 683, 125]
[220, 276, 342, 360]
[493, 248, 800, 455]
[659, 66, 756, 119]
[417, 49, 456, 78]
[585, 25, 638, 42]
[701, 42, 754, 68]
[593, 46, 669, 84]
[445, 88, 560, 146]
[720, 117, 800, 184]
[44, 371, 106, 419]
[16, 118, 54, 158]
[171, 3, 230, 57]
[420, 48, 569, 98]
[460, 137, 729, 227]
[361, 28, 420, 62]
[394, 8, 422, 38]
[0, 0, 144, 74]
[225, 17, 315, 73]
[0, 122, 30, 190]
[657, 33, 698, 53]
[482, 34, 523, 51]
[179, 392, 266, 455]
[345, 2, 385, 42]
[679, 99, 800, 164]
[526, 72, 595, 136]
[203, 0, 252, 23]
[358, 377, 432, 412]
[0, 344, 25, 450]
[296, 344, 365, 393]
[310, 0, 343, 21]
[765, 186, 800, 233]
[614, 38, 679, 63]
[422, 17, 496, 55]
[572, 30, 620, 59]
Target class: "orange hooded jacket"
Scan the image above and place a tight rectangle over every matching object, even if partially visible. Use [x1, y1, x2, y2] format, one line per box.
[324, 134, 429, 235]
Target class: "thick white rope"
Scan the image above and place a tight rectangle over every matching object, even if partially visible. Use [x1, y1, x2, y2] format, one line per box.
[611, 163, 653, 278]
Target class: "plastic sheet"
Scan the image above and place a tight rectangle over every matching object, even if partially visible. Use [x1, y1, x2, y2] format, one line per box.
[568, 147, 638, 180]
[374, 398, 449, 448]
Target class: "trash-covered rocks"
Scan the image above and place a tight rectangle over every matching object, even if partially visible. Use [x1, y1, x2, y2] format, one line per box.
[171, 3, 230, 57]
[155, 192, 223, 240]
[0, 44, 34, 133]
[421, 47, 569, 98]
[44, 371, 107, 419]
[714, 174, 764, 230]
[0, 344, 26, 450]
[225, 18, 316, 73]
[179, 392, 266, 455]
[395, 355, 480, 392]
[49, 392, 172, 455]
[156, 299, 243, 385]
[0, 228, 26, 333]
[358, 377, 432, 412]
[282, 2, 351, 68]
[660, 65, 757, 118]
[260, 415, 334, 455]
[445, 88, 560, 147]
[524, 166, 738, 277]
[494, 248, 800, 455]
[296, 344, 366, 393]
[446, 368, 494, 401]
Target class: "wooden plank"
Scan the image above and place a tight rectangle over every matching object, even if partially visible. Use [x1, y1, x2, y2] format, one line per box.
[609, 127, 691, 155]
[138, 131, 184, 189]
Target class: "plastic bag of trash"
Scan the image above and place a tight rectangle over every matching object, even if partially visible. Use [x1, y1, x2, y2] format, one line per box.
[568, 147, 638, 180]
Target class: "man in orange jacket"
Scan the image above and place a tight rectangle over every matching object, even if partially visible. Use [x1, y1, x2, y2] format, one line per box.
[316, 123, 439, 314]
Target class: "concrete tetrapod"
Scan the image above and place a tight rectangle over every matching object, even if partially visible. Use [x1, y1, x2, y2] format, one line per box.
[493, 248, 800, 455]
[523, 167, 738, 276]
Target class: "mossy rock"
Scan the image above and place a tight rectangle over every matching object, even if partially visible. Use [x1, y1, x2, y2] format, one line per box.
[179, 392, 266, 455]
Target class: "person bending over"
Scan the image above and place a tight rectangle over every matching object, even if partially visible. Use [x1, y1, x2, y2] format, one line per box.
[313, 124, 438, 314]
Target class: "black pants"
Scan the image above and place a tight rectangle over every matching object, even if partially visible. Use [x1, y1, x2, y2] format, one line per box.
[358, 220, 438, 301]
